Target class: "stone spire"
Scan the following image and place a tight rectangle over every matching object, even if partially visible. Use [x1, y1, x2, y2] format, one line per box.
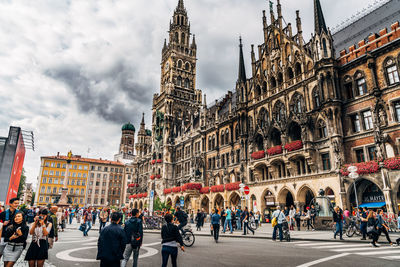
[238, 37, 246, 83]
[177, 0, 185, 11]
[314, 0, 327, 34]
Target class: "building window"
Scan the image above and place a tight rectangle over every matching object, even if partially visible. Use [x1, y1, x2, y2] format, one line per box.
[41, 186, 45, 193]
[42, 177, 46, 184]
[350, 114, 361, 133]
[362, 110, 373, 130]
[387, 64, 399, 85]
[48, 178, 52, 184]
[321, 153, 331, 171]
[45, 197, 49, 202]
[313, 89, 320, 108]
[39, 196, 43, 202]
[355, 148, 365, 163]
[393, 101, 400, 122]
[356, 78, 367, 96]
[317, 120, 327, 139]
[368, 146, 377, 161]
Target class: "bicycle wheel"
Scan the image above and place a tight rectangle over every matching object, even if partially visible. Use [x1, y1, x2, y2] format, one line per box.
[346, 226, 355, 237]
[182, 231, 195, 247]
[250, 221, 257, 230]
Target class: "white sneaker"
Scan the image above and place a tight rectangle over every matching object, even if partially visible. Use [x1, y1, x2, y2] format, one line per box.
[375, 243, 381, 247]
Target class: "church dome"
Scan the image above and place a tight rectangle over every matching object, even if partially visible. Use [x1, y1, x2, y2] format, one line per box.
[122, 122, 135, 132]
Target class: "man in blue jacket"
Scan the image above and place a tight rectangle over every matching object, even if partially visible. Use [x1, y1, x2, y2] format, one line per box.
[97, 212, 126, 267]
[121, 209, 143, 267]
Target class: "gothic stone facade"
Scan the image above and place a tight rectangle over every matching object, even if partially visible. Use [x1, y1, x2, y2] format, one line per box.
[128, 0, 400, 214]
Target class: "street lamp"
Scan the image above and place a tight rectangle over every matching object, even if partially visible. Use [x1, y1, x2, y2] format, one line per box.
[347, 166, 359, 210]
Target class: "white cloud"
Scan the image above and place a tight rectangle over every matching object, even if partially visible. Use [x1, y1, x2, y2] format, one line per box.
[0, 0, 378, 185]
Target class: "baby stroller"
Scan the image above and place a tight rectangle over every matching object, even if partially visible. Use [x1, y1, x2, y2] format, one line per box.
[282, 221, 291, 242]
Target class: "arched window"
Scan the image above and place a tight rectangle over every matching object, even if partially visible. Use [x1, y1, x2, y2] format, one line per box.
[235, 125, 239, 141]
[225, 129, 229, 144]
[175, 32, 179, 42]
[287, 67, 294, 80]
[274, 101, 286, 122]
[277, 72, 283, 86]
[322, 38, 328, 57]
[177, 60, 182, 69]
[354, 72, 367, 96]
[262, 81, 267, 93]
[255, 85, 261, 96]
[291, 94, 304, 114]
[208, 137, 212, 151]
[176, 76, 182, 86]
[184, 78, 189, 88]
[313, 88, 321, 108]
[181, 33, 185, 45]
[295, 62, 302, 76]
[343, 76, 353, 99]
[270, 77, 277, 88]
[221, 132, 225, 146]
[185, 62, 190, 71]
[384, 57, 399, 85]
[317, 120, 328, 139]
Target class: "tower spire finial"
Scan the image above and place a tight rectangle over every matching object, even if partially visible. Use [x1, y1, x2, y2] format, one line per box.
[314, 0, 327, 34]
[177, 0, 185, 10]
[238, 36, 246, 83]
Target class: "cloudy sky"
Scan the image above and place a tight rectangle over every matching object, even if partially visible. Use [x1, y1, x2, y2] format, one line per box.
[0, 0, 379, 185]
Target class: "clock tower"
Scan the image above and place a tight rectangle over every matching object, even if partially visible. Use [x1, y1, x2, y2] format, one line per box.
[152, 0, 202, 193]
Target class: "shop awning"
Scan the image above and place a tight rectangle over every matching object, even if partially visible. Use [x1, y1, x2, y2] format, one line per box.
[359, 202, 386, 208]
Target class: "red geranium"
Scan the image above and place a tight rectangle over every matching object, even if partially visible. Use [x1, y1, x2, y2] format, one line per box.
[156, 174, 161, 179]
[284, 140, 303, 152]
[137, 193, 143, 198]
[157, 159, 162, 163]
[340, 161, 379, 176]
[384, 157, 400, 170]
[164, 188, 172, 195]
[172, 186, 182, 193]
[225, 182, 240, 191]
[211, 185, 224, 193]
[251, 151, 265, 160]
[267, 145, 283, 156]
[200, 187, 210, 194]
[129, 194, 137, 199]
[151, 160, 156, 164]
[150, 175, 155, 180]
[128, 183, 139, 188]
[182, 183, 202, 191]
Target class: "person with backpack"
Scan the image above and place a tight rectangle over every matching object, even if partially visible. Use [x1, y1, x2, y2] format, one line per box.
[48, 206, 58, 249]
[97, 212, 126, 267]
[161, 213, 184, 267]
[173, 206, 188, 233]
[83, 207, 93, 236]
[0, 197, 20, 260]
[272, 206, 286, 241]
[121, 209, 143, 267]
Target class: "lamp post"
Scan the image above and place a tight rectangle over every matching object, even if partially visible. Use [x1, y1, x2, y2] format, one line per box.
[347, 166, 359, 210]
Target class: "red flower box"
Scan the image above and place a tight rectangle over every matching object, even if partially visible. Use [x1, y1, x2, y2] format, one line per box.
[151, 160, 156, 164]
[157, 159, 162, 163]
[150, 175, 155, 180]
[251, 151, 265, 160]
[156, 174, 161, 179]
[172, 186, 182, 193]
[129, 194, 137, 199]
[384, 157, 400, 170]
[200, 187, 210, 194]
[128, 183, 139, 188]
[138, 193, 143, 198]
[340, 161, 379, 176]
[225, 182, 240, 191]
[211, 185, 224, 193]
[182, 183, 202, 191]
[267, 145, 283, 156]
[284, 140, 303, 152]
[164, 188, 172, 195]
[143, 192, 148, 198]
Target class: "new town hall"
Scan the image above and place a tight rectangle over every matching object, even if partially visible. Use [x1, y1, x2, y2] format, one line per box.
[122, 0, 400, 216]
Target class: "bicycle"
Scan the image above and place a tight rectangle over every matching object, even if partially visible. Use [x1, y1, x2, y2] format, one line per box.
[249, 216, 258, 230]
[345, 217, 361, 237]
[180, 225, 195, 247]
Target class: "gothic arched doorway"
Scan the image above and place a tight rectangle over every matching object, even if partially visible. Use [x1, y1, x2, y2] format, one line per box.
[201, 196, 210, 213]
[214, 194, 224, 209]
[229, 192, 240, 208]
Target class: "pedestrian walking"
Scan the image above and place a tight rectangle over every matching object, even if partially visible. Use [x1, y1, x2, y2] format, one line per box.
[294, 208, 301, 231]
[83, 207, 93, 236]
[360, 207, 368, 240]
[376, 209, 394, 246]
[211, 209, 221, 243]
[24, 209, 52, 266]
[92, 209, 97, 226]
[48, 206, 58, 249]
[56, 208, 63, 232]
[68, 208, 73, 224]
[288, 206, 295, 231]
[121, 209, 143, 267]
[254, 211, 260, 228]
[367, 210, 380, 247]
[222, 207, 233, 234]
[99, 208, 108, 232]
[241, 207, 254, 235]
[195, 210, 202, 231]
[3, 211, 29, 266]
[272, 206, 286, 241]
[161, 213, 184, 267]
[310, 204, 317, 226]
[0, 197, 20, 260]
[333, 206, 344, 240]
[305, 207, 315, 231]
[200, 208, 206, 227]
[236, 206, 242, 231]
[97, 212, 126, 267]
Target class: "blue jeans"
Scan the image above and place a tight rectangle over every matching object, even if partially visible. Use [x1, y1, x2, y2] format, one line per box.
[84, 221, 92, 236]
[334, 222, 343, 238]
[236, 218, 241, 230]
[162, 246, 178, 267]
[398, 217, 400, 230]
[223, 219, 233, 233]
[121, 244, 140, 267]
[69, 214, 73, 224]
[273, 223, 283, 241]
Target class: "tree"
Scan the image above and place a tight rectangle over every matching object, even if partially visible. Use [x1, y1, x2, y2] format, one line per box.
[17, 168, 26, 199]
[153, 197, 170, 211]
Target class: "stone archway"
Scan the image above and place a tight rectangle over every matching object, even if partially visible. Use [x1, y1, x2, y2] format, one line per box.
[201, 196, 210, 213]
[129, 202, 133, 209]
[277, 187, 295, 208]
[139, 201, 143, 210]
[250, 194, 257, 212]
[348, 178, 384, 210]
[228, 192, 240, 208]
[297, 185, 315, 211]
[173, 196, 180, 208]
[213, 194, 224, 209]
[184, 195, 191, 210]
[134, 201, 138, 209]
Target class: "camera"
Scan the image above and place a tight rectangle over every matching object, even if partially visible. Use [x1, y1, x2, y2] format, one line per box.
[38, 216, 43, 220]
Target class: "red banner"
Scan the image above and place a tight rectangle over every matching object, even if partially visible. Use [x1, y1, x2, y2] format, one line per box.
[6, 132, 25, 204]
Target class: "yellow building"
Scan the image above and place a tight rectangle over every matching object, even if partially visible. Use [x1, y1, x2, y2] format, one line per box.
[36, 155, 89, 207]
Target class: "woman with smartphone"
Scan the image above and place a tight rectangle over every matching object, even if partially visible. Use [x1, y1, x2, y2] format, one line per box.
[24, 209, 52, 267]
[3, 211, 29, 267]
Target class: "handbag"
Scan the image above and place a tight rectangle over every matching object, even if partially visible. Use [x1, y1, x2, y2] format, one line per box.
[79, 223, 86, 232]
[272, 211, 281, 227]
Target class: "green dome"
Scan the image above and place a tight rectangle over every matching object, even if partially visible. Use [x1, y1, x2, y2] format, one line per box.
[122, 122, 135, 132]
[145, 129, 152, 136]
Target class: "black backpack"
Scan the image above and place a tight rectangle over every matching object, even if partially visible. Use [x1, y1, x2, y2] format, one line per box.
[130, 219, 142, 247]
